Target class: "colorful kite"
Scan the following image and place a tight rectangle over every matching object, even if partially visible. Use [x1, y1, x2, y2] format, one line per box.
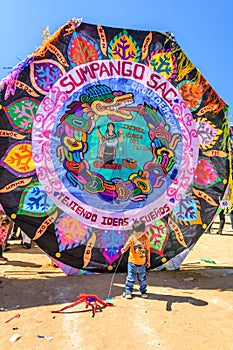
[0, 19, 230, 274]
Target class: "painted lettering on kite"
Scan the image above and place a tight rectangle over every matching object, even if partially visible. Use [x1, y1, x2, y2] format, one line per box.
[33, 211, 58, 240]
[0, 130, 26, 139]
[59, 60, 178, 106]
[101, 216, 129, 226]
[140, 203, 170, 223]
[0, 178, 32, 192]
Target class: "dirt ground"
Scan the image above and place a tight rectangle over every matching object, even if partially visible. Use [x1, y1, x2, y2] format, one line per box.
[0, 217, 233, 350]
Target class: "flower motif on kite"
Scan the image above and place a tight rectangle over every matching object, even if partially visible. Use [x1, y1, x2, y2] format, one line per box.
[177, 77, 209, 111]
[107, 29, 141, 61]
[3, 97, 40, 134]
[195, 118, 223, 150]
[146, 219, 170, 256]
[171, 194, 202, 226]
[95, 228, 129, 265]
[146, 48, 177, 81]
[55, 213, 91, 252]
[193, 157, 222, 189]
[30, 59, 66, 95]
[67, 32, 102, 67]
[0, 141, 35, 177]
[17, 182, 57, 216]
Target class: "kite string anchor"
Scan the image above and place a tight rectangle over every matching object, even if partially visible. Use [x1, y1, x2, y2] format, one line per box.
[51, 294, 113, 318]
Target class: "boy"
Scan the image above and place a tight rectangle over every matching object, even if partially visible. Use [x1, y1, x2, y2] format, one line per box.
[121, 220, 150, 299]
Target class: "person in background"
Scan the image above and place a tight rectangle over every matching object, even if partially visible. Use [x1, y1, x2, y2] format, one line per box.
[226, 210, 233, 231]
[0, 211, 11, 262]
[9, 222, 31, 249]
[10, 222, 22, 240]
[207, 210, 225, 235]
[21, 231, 31, 249]
[0, 244, 7, 262]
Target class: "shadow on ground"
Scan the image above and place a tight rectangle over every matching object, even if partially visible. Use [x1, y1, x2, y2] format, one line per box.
[0, 265, 232, 311]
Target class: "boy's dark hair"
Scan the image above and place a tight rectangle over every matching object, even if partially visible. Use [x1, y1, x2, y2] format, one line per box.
[132, 220, 146, 233]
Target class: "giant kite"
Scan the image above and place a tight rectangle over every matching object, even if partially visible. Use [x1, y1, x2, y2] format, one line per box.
[0, 19, 230, 274]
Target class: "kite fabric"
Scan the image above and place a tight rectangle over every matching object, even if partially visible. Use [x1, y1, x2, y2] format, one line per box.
[0, 18, 231, 274]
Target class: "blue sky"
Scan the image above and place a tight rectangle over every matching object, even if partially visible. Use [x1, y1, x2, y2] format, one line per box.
[1, 0, 232, 120]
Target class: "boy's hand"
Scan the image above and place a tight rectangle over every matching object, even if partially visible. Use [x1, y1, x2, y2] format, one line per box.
[146, 261, 150, 268]
[121, 248, 125, 254]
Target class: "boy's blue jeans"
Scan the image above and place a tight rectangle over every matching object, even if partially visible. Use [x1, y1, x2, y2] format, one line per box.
[125, 261, 147, 294]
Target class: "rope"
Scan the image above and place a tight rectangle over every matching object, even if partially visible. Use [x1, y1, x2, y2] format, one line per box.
[107, 253, 124, 299]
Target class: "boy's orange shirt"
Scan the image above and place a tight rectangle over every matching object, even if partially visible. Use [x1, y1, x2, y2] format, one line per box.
[127, 234, 150, 265]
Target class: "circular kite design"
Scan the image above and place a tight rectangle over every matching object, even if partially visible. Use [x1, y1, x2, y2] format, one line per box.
[32, 60, 198, 230]
[0, 20, 230, 274]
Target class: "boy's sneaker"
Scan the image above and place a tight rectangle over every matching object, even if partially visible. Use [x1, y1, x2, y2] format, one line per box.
[0, 257, 8, 262]
[125, 292, 133, 299]
[141, 293, 148, 299]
